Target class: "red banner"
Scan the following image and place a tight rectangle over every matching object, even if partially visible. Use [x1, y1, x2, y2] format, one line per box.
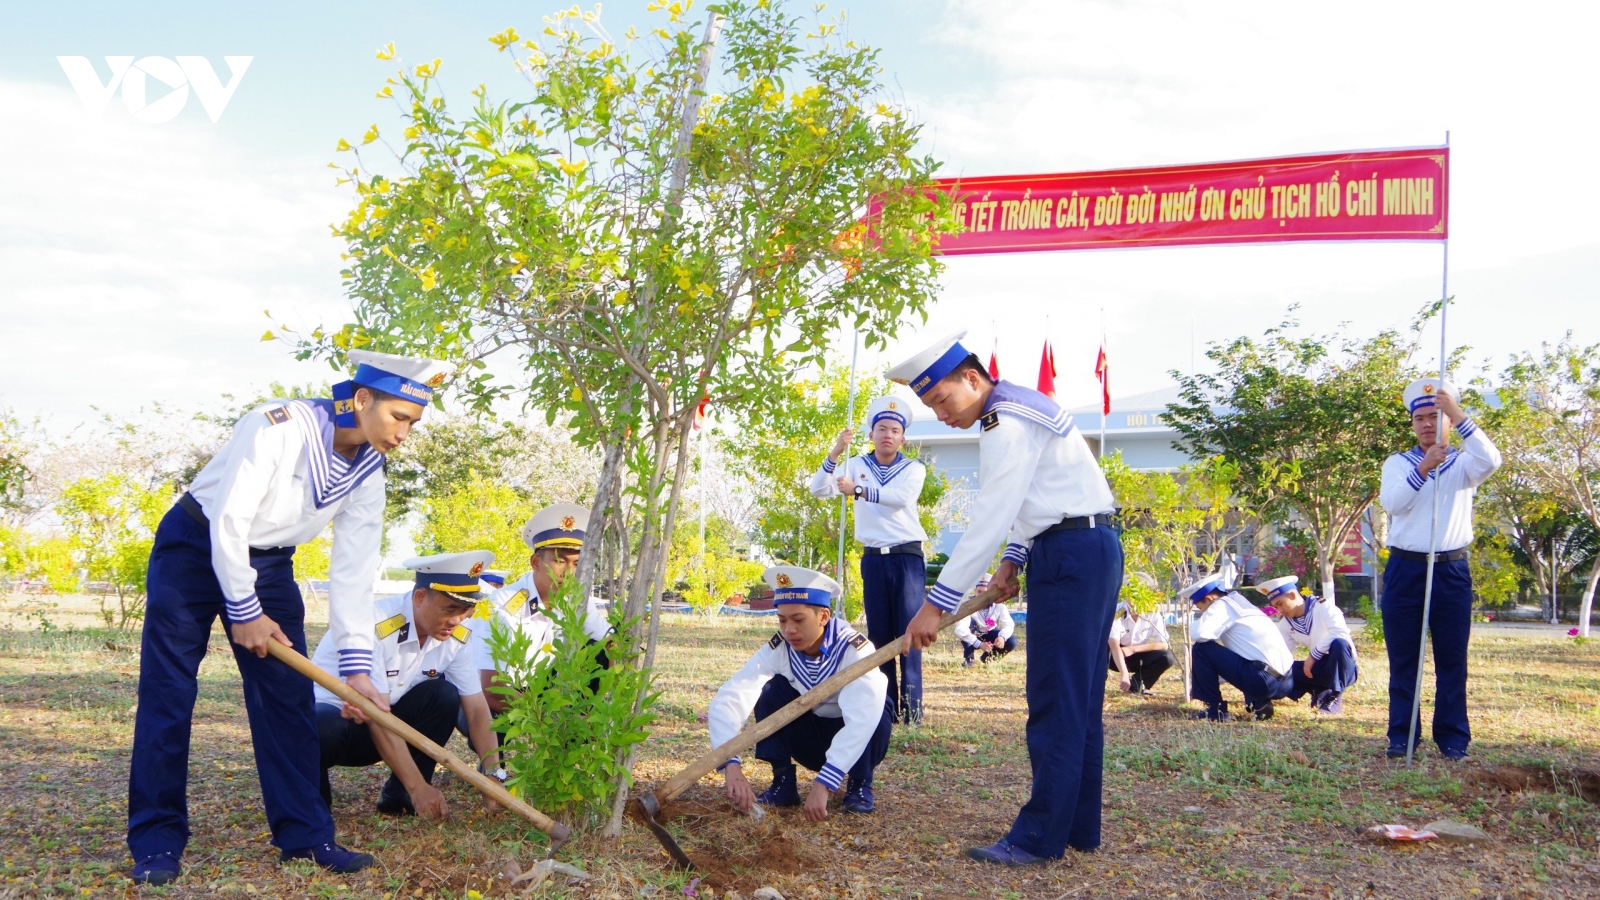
[932, 147, 1447, 255]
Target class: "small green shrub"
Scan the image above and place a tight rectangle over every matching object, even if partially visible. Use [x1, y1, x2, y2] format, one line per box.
[488, 577, 658, 828]
[1356, 594, 1384, 645]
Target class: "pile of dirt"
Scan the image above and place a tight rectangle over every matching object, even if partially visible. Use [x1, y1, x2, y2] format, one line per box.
[682, 823, 808, 891]
[1467, 765, 1600, 804]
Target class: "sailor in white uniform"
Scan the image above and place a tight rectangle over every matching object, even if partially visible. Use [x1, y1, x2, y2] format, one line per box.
[128, 350, 452, 885]
[809, 394, 928, 722]
[891, 330, 1121, 865]
[711, 567, 892, 820]
[1107, 602, 1175, 694]
[312, 552, 502, 819]
[954, 574, 1018, 667]
[1378, 379, 1501, 759]
[464, 503, 613, 745]
[1259, 575, 1359, 715]
[1184, 574, 1295, 722]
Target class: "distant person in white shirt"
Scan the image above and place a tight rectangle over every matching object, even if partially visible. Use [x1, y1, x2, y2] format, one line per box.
[1183, 573, 1294, 722]
[810, 395, 928, 724]
[127, 350, 451, 885]
[312, 552, 501, 819]
[711, 567, 892, 818]
[1259, 575, 1359, 715]
[955, 574, 1018, 667]
[1107, 603, 1174, 695]
[1378, 379, 1501, 760]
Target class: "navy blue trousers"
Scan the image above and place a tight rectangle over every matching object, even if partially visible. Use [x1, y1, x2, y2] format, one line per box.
[127, 504, 334, 859]
[859, 551, 925, 721]
[319, 677, 459, 804]
[1382, 556, 1473, 753]
[753, 676, 892, 786]
[1190, 641, 1294, 710]
[1286, 638, 1360, 700]
[962, 628, 1019, 663]
[1005, 526, 1122, 857]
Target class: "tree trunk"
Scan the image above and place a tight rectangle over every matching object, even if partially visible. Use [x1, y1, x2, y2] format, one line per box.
[1316, 540, 1337, 602]
[1579, 553, 1600, 638]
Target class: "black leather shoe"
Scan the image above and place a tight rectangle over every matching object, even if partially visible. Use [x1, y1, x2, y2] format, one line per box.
[375, 777, 415, 816]
[130, 851, 181, 885]
[965, 838, 1048, 866]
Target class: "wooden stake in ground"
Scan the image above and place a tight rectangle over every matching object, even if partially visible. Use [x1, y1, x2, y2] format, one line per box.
[263, 641, 572, 849]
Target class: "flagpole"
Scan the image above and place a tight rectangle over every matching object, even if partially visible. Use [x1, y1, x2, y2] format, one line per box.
[1099, 307, 1107, 459]
[835, 330, 861, 617]
[1406, 130, 1450, 768]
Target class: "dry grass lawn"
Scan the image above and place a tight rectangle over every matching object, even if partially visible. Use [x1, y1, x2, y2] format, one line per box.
[3, 593, 1600, 899]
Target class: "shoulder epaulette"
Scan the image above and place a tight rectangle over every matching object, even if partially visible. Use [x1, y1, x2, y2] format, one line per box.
[375, 613, 407, 639]
[981, 410, 999, 431]
[502, 589, 530, 614]
[846, 631, 868, 650]
[451, 625, 471, 643]
[263, 406, 292, 426]
[768, 632, 783, 649]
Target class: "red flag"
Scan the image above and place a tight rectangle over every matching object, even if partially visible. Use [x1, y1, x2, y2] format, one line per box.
[1094, 345, 1110, 415]
[692, 395, 710, 431]
[988, 348, 1001, 381]
[1037, 341, 1057, 398]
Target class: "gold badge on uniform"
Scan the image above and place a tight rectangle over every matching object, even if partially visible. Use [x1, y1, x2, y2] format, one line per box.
[426, 372, 447, 387]
[776, 573, 792, 588]
[561, 516, 576, 530]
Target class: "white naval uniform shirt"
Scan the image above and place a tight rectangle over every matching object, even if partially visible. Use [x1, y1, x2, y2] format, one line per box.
[1379, 418, 1502, 553]
[1109, 611, 1169, 649]
[707, 618, 888, 792]
[954, 602, 1015, 646]
[1193, 591, 1294, 678]
[465, 572, 613, 676]
[187, 399, 384, 674]
[809, 452, 928, 548]
[926, 381, 1116, 612]
[310, 591, 481, 707]
[1275, 597, 1356, 662]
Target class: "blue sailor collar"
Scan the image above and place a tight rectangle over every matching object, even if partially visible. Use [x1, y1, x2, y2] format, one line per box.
[785, 617, 855, 692]
[291, 399, 387, 509]
[1401, 444, 1460, 478]
[1284, 606, 1314, 635]
[860, 451, 915, 485]
[981, 380, 1076, 437]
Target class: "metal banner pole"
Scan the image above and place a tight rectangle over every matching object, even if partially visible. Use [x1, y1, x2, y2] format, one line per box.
[835, 331, 861, 616]
[1406, 131, 1451, 768]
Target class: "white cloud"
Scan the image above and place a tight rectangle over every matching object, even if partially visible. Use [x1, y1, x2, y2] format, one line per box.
[0, 79, 353, 432]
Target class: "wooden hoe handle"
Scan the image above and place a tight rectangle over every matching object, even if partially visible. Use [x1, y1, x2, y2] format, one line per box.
[653, 586, 1005, 802]
[264, 640, 571, 845]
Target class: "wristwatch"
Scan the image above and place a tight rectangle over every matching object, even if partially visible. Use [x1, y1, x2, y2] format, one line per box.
[477, 761, 508, 782]
[853, 485, 865, 499]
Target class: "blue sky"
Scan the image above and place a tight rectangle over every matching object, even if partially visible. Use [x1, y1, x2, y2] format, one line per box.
[3, 1, 1597, 433]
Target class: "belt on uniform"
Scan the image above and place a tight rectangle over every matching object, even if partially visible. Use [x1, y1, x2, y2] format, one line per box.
[867, 541, 924, 556]
[178, 492, 208, 526]
[1040, 513, 1113, 535]
[1390, 548, 1469, 563]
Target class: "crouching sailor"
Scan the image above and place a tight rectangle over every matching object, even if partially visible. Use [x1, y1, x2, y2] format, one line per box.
[1259, 575, 1359, 715]
[313, 552, 502, 819]
[1185, 574, 1294, 722]
[464, 502, 613, 749]
[127, 350, 452, 885]
[955, 574, 1018, 667]
[809, 395, 929, 723]
[710, 566, 892, 821]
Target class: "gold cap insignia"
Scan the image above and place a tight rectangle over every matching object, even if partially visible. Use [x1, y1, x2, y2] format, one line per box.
[468, 561, 484, 576]
[776, 574, 792, 588]
[561, 516, 576, 530]
[426, 372, 447, 387]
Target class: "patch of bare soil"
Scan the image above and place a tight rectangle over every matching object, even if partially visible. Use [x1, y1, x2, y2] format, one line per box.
[1467, 764, 1600, 804]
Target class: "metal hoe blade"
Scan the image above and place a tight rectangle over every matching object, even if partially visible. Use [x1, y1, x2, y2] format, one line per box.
[635, 792, 694, 870]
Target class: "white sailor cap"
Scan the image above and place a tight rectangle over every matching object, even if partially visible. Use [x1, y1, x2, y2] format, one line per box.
[764, 566, 840, 608]
[1179, 573, 1227, 604]
[974, 571, 994, 591]
[886, 329, 976, 397]
[1402, 377, 1458, 414]
[863, 394, 914, 430]
[1256, 575, 1300, 602]
[480, 569, 509, 589]
[333, 350, 456, 427]
[404, 550, 495, 598]
[522, 502, 588, 551]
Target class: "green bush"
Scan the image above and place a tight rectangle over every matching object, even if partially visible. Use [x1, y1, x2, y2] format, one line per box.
[487, 577, 657, 828]
[1355, 594, 1384, 645]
